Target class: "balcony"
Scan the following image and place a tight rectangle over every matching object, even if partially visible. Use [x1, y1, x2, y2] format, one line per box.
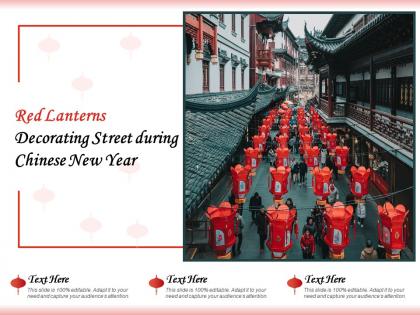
[317, 99, 413, 153]
[256, 49, 272, 68]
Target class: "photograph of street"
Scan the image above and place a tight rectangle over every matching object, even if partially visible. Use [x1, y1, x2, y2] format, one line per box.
[184, 13, 414, 261]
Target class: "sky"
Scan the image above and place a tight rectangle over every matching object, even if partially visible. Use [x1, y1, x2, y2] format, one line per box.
[284, 14, 332, 38]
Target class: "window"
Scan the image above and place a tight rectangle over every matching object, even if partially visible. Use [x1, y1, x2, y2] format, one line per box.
[375, 78, 392, 107]
[232, 67, 236, 91]
[335, 82, 346, 97]
[203, 60, 209, 92]
[240, 15, 244, 40]
[219, 64, 225, 92]
[241, 69, 245, 90]
[398, 77, 413, 111]
[231, 14, 236, 33]
[219, 14, 224, 23]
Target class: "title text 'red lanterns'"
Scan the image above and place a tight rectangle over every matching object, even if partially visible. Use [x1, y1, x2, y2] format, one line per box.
[323, 201, 354, 260]
[377, 202, 409, 260]
[230, 164, 251, 204]
[266, 204, 298, 259]
[269, 166, 291, 204]
[206, 201, 238, 259]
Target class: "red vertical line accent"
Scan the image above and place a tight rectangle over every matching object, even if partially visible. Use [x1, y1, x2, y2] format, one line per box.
[18, 190, 21, 247]
[18, 25, 20, 83]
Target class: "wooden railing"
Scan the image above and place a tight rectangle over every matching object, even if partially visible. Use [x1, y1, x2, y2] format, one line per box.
[372, 109, 413, 152]
[347, 102, 371, 127]
[319, 98, 329, 115]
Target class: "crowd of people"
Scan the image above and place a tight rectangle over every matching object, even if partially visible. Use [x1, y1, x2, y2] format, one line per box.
[228, 100, 382, 260]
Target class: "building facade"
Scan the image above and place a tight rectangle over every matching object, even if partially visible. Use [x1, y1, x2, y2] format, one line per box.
[185, 14, 250, 95]
[272, 21, 299, 89]
[305, 13, 414, 251]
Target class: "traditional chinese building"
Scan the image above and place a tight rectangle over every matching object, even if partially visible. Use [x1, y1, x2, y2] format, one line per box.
[296, 36, 317, 101]
[185, 14, 250, 94]
[272, 19, 299, 89]
[249, 14, 284, 87]
[305, 13, 414, 251]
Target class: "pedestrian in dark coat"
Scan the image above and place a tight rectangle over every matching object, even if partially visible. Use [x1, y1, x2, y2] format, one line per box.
[302, 216, 316, 236]
[298, 159, 308, 186]
[249, 192, 262, 223]
[256, 206, 268, 253]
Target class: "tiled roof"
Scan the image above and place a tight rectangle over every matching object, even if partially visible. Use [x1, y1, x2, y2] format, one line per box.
[185, 84, 276, 215]
[304, 14, 391, 55]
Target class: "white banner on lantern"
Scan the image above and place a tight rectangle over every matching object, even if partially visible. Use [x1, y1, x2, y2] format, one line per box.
[215, 229, 225, 247]
[239, 180, 246, 192]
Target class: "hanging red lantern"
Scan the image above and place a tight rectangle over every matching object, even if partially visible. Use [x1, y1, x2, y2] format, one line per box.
[230, 164, 251, 204]
[326, 133, 337, 155]
[253, 134, 266, 158]
[287, 275, 303, 295]
[350, 166, 371, 201]
[149, 275, 164, 295]
[312, 118, 321, 132]
[320, 125, 329, 144]
[10, 275, 26, 295]
[312, 166, 332, 205]
[275, 147, 290, 167]
[266, 205, 298, 259]
[269, 166, 291, 204]
[323, 201, 354, 259]
[280, 125, 289, 136]
[335, 146, 349, 174]
[299, 133, 312, 155]
[377, 202, 409, 260]
[304, 146, 320, 169]
[276, 134, 289, 149]
[244, 147, 260, 176]
[206, 201, 238, 259]
[258, 124, 268, 136]
[299, 125, 309, 136]
[280, 118, 289, 127]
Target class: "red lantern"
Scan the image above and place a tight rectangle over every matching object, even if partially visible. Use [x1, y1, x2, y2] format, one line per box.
[276, 134, 289, 149]
[258, 124, 268, 136]
[10, 275, 26, 295]
[287, 275, 303, 295]
[266, 204, 298, 259]
[301, 133, 312, 146]
[280, 125, 289, 136]
[312, 166, 332, 204]
[320, 125, 329, 144]
[280, 118, 289, 127]
[323, 201, 354, 259]
[244, 147, 260, 176]
[230, 164, 251, 204]
[326, 133, 337, 155]
[377, 202, 409, 259]
[206, 201, 238, 259]
[350, 166, 371, 200]
[299, 125, 309, 136]
[335, 146, 349, 174]
[253, 134, 266, 158]
[269, 166, 291, 203]
[275, 147, 290, 167]
[312, 118, 321, 132]
[149, 275, 164, 295]
[304, 146, 320, 169]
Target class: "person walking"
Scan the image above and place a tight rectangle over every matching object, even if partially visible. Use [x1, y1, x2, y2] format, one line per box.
[356, 201, 367, 228]
[320, 146, 328, 167]
[300, 229, 316, 259]
[256, 206, 268, 253]
[268, 147, 276, 167]
[249, 192, 262, 223]
[302, 216, 316, 236]
[298, 159, 308, 186]
[290, 158, 299, 184]
[328, 183, 339, 205]
[232, 211, 244, 257]
[360, 240, 378, 260]
[345, 193, 355, 226]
